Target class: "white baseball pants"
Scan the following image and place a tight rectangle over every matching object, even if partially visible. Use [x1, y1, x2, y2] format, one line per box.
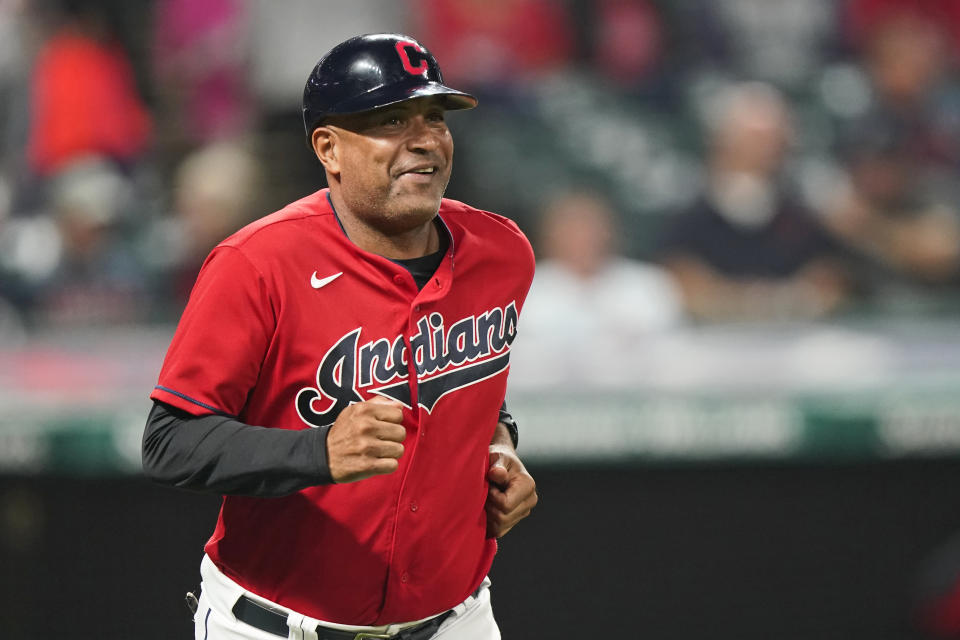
[193, 555, 500, 640]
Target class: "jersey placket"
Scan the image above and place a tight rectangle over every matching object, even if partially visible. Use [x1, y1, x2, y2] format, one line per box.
[378, 251, 455, 620]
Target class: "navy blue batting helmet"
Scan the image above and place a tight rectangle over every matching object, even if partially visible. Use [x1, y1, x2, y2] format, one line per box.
[302, 33, 478, 144]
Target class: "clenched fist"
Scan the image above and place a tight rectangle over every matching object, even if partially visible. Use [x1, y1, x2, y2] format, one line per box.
[326, 396, 406, 483]
[486, 444, 537, 538]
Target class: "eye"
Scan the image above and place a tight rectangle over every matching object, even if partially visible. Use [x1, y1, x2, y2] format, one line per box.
[380, 113, 405, 127]
[427, 110, 446, 123]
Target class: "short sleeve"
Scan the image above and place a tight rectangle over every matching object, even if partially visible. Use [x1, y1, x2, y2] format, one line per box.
[151, 246, 276, 417]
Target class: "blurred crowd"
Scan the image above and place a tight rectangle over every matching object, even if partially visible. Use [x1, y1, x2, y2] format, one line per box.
[3, 0, 960, 339]
[4, 3, 960, 634]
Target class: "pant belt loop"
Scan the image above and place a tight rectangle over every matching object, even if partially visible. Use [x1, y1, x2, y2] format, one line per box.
[287, 611, 305, 640]
[299, 614, 321, 640]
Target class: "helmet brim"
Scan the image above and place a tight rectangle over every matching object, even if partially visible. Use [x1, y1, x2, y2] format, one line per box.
[326, 79, 478, 116]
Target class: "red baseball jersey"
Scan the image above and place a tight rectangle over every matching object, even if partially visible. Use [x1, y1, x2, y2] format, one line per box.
[151, 189, 535, 625]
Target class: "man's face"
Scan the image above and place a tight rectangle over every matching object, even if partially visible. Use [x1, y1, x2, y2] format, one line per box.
[319, 96, 455, 235]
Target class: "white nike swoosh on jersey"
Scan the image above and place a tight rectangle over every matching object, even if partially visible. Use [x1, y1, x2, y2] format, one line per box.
[310, 271, 343, 289]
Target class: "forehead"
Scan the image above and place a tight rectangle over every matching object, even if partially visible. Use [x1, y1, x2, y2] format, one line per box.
[326, 96, 449, 128]
[368, 95, 449, 114]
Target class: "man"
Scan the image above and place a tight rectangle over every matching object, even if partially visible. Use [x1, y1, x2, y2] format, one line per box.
[142, 33, 537, 640]
[658, 81, 850, 320]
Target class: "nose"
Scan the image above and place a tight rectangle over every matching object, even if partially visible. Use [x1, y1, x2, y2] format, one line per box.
[406, 116, 441, 153]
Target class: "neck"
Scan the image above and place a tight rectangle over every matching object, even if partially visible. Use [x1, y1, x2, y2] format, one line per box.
[328, 189, 440, 259]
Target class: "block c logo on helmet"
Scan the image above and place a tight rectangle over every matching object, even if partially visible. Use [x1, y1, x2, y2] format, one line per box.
[395, 40, 429, 75]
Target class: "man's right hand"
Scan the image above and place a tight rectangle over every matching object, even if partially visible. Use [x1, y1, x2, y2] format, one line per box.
[326, 396, 406, 483]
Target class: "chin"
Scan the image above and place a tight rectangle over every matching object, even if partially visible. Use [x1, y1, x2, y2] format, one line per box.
[392, 191, 443, 221]
[362, 198, 438, 237]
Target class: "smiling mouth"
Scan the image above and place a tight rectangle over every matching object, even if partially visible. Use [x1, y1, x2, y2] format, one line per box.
[401, 167, 437, 176]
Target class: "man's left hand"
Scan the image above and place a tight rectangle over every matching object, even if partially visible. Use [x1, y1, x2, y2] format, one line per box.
[486, 444, 537, 538]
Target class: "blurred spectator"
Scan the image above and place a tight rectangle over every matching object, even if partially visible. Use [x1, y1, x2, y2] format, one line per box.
[659, 82, 851, 321]
[29, 156, 149, 327]
[152, 0, 253, 150]
[592, 0, 662, 87]
[566, 0, 665, 91]
[510, 189, 682, 386]
[141, 141, 261, 312]
[828, 121, 960, 287]
[844, 0, 960, 58]
[674, 0, 841, 91]
[408, 0, 574, 94]
[26, 2, 151, 177]
[822, 10, 960, 290]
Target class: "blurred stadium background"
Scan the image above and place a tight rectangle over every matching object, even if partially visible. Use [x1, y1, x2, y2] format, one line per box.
[4, 0, 960, 637]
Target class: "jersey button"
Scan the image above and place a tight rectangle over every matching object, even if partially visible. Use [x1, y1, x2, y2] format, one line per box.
[410, 500, 418, 512]
[414, 305, 421, 312]
[393, 275, 404, 285]
[401, 572, 409, 584]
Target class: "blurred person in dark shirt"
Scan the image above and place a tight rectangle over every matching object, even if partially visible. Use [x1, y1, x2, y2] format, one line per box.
[659, 82, 851, 321]
[824, 9, 960, 290]
[30, 156, 149, 327]
[828, 118, 960, 289]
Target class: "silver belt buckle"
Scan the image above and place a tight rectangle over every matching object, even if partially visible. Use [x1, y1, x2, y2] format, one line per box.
[353, 633, 392, 640]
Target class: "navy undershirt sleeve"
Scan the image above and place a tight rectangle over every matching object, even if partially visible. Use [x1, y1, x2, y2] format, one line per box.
[143, 398, 516, 497]
[142, 401, 333, 496]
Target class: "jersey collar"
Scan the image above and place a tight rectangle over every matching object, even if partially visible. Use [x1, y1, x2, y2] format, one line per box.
[324, 189, 456, 263]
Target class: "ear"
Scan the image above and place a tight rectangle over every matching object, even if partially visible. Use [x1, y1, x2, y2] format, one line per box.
[312, 127, 341, 176]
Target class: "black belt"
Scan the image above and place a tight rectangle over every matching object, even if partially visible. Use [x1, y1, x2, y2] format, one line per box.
[231, 596, 454, 640]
